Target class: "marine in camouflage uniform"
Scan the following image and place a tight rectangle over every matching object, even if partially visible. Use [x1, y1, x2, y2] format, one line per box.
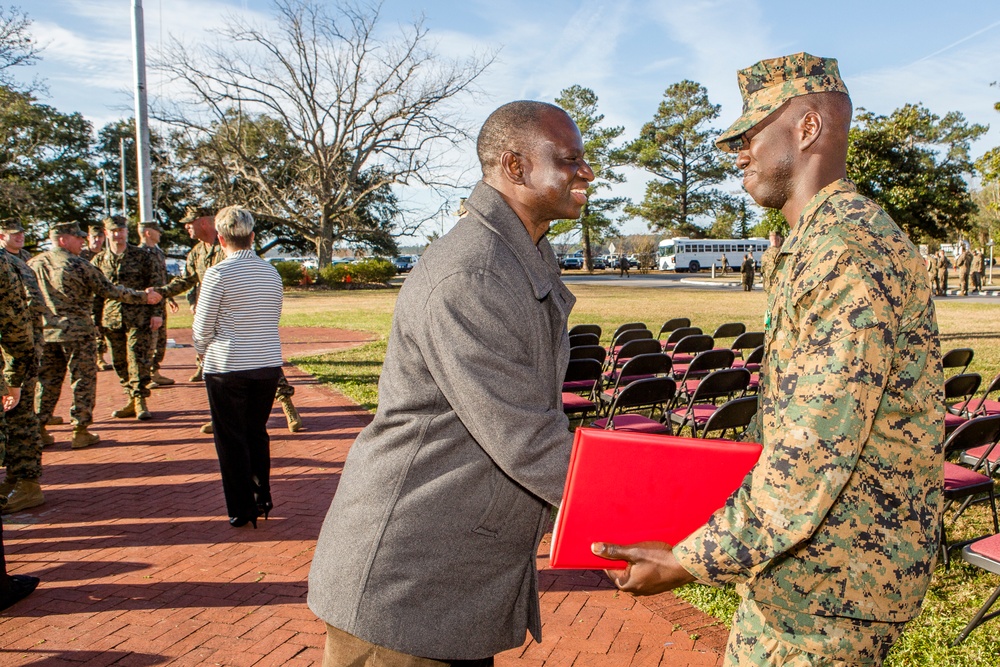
[81, 225, 111, 370]
[158, 206, 301, 432]
[139, 222, 176, 387]
[29, 222, 155, 448]
[0, 243, 40, 604]
[971, 249, 984, 293]
[92, 217, 166, 421]
[926, 251, 940, 295]
[0, 221, 46, 513]
[595, 54, 944, 666]
[936, 250, 950, 296]
[955, 245, 972, 296]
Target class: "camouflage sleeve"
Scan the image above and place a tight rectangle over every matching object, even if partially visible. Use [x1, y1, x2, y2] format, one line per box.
[674, 250, 894, 585]
[0, 259, 34, 390]
[83, 261, 148, 306]
[146, 249, 166, 319]
[159, 248, 200, 299]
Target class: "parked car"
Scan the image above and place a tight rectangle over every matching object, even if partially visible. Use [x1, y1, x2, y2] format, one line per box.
[591, 256, 607, 270]
[560, 255, 584, 270]
[393, 255, 418, 272]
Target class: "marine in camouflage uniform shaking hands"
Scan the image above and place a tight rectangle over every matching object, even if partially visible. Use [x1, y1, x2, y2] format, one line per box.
[592, 53, 944, 666]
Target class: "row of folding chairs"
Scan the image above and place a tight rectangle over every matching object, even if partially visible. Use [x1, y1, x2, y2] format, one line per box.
[935, 414, 1000, 645]
[944, 371, 1000, 437]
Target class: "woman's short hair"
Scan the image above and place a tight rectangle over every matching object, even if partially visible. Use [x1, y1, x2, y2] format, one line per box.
[215, 206, 254, 249]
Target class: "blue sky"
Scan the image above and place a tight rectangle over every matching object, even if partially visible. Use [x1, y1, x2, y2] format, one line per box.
[24, 0, 1000, 240]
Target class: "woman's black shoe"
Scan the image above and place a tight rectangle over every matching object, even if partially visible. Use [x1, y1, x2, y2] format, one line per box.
[229, 513, 259, 529]
[0, 574, 40, 611]
[256, 492, 273, 520]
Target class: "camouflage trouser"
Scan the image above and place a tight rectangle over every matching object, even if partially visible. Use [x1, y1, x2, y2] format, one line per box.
[957, 269, 969, 295]
[276, 372, 294, 399]
[5, 375, 42, 481]
[149, 313, 167, 372]
[929, 271, 939, 295]
[93, 299, 107, 355]
[37, 338, 98, 428]
[937, 271, 948, 294]
[724, 598, 905, 667]
[106, 327, 153, 398]
[0, 411, 7, 509]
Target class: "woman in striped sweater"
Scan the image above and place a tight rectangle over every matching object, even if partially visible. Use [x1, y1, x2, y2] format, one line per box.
[192, 206, 284, 529]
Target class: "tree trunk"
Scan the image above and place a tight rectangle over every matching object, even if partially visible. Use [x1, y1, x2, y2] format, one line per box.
[316, 213, 335, 268]
[582, 226, 593, 272]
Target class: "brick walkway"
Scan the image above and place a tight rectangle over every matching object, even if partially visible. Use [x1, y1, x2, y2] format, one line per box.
[0, 327, 725, 666]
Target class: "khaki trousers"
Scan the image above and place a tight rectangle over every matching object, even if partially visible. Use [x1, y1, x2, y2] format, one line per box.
[323, 625, 494, 667]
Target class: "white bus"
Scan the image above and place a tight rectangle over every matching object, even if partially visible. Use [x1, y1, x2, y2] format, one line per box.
[657, 237, 770, 273]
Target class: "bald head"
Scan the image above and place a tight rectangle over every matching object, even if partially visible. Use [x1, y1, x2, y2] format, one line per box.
[477, 101, 571, 178]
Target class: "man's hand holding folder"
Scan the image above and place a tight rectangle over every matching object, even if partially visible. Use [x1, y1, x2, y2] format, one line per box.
[591, 540, 696, 596]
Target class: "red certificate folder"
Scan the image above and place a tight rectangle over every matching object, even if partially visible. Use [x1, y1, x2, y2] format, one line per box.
[550, 428, 762, 569]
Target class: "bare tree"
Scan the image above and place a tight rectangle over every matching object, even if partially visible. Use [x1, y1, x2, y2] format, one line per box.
[0, 6, 41, 90]
[155, 0, 492, 265]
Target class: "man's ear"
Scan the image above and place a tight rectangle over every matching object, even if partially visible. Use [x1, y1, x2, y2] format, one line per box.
[499, 150, 526, 185]
[799, 109, 823, 151]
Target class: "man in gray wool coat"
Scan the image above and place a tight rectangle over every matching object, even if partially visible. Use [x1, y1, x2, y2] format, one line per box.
[308, 100, 595, 666]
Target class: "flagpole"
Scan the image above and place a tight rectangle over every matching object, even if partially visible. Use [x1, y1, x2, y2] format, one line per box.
[131, 0, 154, 225]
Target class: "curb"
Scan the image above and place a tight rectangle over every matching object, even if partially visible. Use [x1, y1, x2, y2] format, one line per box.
[680, 279, 1000, 297]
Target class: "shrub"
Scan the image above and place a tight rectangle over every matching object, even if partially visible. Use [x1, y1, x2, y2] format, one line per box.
[319, 258, 397, 287]
[274, 261, 308, 287]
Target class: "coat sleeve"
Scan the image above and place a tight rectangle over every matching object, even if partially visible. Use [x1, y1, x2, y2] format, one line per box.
[418, 270, 571, 506]
[674, 250, 895, 584]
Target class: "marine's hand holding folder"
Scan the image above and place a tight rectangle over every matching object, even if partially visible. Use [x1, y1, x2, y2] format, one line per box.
[550, 428, 762, 575]
[590, 540, 696, 596]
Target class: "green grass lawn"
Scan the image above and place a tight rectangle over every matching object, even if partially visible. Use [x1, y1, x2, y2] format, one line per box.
[245, 284, 1000, 665]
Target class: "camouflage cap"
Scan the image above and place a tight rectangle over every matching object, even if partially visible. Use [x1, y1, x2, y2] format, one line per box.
[88, 223, 106, 235]
[717, 52, 849, 153]
[180, 206, 215, 223]
[50, 221, 87, 238]
[0, 218, 24, 234]
[139, 221, 164, 233]
[102, 215, 129, 231]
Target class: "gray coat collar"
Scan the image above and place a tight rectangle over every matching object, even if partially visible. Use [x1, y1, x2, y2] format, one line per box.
[464, 181, 560, 301]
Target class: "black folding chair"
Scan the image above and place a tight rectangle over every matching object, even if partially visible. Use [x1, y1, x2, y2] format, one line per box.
[939, 415, 1000, 570]
[569, 345, 607, 365]
[660, 326, 702, 352]
[568, 323, 602, 338]
[656, 318, 691, 341]
[711, 322, 746, 343]
[669, 367, 750, 437]
[730, 331, 764, 359]
[597, 352, 673, 413]
[700, 395, 759, 440]
[611, 322, 647, 340]
[945, 373, 983, 437]
[668, 333, 715, 365]
[569, 333, 600, 348]
[942, 347, 975, 376]
[591, 376, 676, 435]
[562, 359, 604, 424]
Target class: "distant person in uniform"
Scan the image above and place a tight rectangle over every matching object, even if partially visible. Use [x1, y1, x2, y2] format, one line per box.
[719, 254, 729, 274]
[740, 252, 755, 291]
[139, 222, 178, 388]
[955, 243, 971, 296]
[82, 225, 112, 371]
[971, 249, 984, 294]
[618, 254, 630, 278]
[593, 53, 944, 667]
[936, 249, 950, 295]
[926, 251, 940, 296]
